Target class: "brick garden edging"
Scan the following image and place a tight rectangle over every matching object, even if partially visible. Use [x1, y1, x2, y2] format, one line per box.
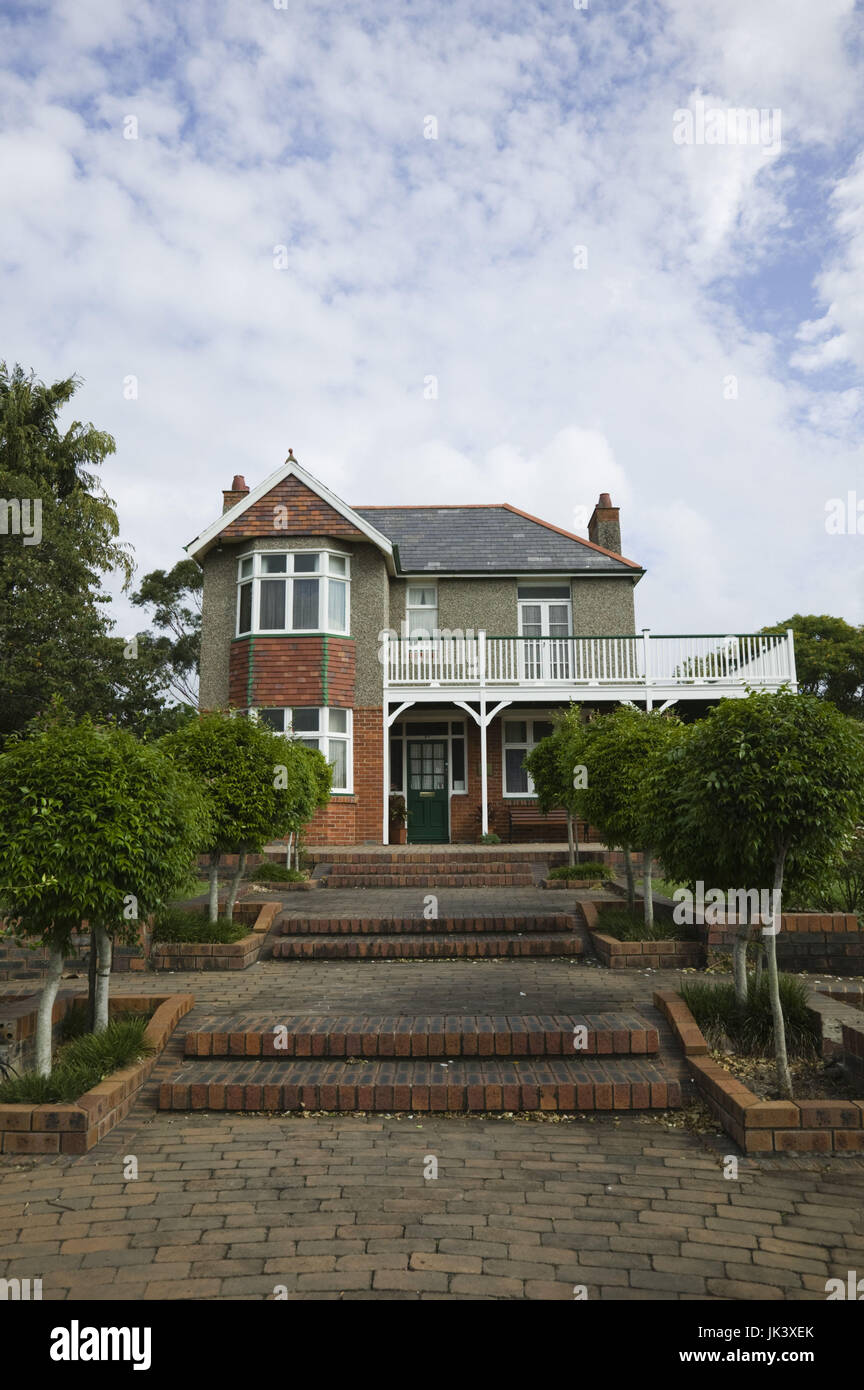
[0, 993, 193, 1155]
[150, 902, 281, 971]
[654, 987, 864, 1154]
[581, 900, 704, 970]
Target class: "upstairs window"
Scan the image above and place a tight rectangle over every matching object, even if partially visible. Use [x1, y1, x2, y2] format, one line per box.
[236, 551, 350, 636]
[406, 583, 438, 640]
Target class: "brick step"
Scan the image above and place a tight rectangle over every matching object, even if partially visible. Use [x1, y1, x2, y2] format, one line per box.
[301, 849, 565, 865]
[160, 1057, 682, 1113]
[271, 933, 584, 960]
[183, 1013, 659, 1058]
[323, 860, 535, 876]
[277, 914, 577, 936]
[324, 872, 537, 888]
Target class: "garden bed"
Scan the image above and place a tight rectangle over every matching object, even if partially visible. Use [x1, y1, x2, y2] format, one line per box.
[582, 900, 704, 970]
[655, 986, 864, 1154]
[0, 993, 193, 1155]
[150, 901, 281, 971]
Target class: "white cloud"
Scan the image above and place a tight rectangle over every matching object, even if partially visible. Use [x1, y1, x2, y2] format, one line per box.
[0, 0, 861, 641]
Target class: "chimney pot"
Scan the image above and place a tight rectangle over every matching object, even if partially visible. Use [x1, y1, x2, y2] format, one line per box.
[232, 475, 248, 492]
[588, 492, 622, 554]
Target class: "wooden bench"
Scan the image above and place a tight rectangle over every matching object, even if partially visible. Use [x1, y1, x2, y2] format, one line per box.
[508, 806, 588, 842]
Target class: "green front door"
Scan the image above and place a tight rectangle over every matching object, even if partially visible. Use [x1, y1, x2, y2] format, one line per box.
[406, 739, 449, 843]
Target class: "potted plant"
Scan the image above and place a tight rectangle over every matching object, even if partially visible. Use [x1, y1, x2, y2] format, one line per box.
[389, 793, 408, 845]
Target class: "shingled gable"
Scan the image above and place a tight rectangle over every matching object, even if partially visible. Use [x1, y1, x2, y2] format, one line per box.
[184, 459, 395, 563]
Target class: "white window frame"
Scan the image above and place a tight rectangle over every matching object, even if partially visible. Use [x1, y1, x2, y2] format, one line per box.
[404, 582, 438, 642]
[501, 713, 556, 798]
[253, 706, 354, 794]
[235, 550, 351, 637]
[516, 581, 572, 637]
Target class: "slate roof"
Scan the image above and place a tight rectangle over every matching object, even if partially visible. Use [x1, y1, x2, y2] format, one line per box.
[353, 504, 641, 575]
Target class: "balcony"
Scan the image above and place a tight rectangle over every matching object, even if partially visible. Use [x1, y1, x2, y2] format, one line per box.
[383, 630, 797, 702]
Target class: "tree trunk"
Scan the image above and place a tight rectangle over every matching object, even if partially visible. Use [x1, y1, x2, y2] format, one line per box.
[754, 943, 763, 993]
[87, 934, 98, 1032]
[35, 946, 64, 1078]
[225, 852, 247, 924]
[286, 833, 294, 870]
[93, 925, 112, 1034]
[733, 904, 750, 1007]
[566, 813, 575, 867]
[622, 847, 635, 914]
[643, 848, 654, 928]
[765, 849, 793, 1099]
[208, 851, 220, 924]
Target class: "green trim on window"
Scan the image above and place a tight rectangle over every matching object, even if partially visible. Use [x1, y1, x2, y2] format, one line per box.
[246, 637, 255, 708]
[321, 634, 329, 705]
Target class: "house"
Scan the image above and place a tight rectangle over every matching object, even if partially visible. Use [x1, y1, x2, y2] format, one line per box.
[186, 456, 797, 846]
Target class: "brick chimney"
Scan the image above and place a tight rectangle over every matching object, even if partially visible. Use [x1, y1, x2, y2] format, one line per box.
[588, 492, 621, 554]
[222, 474, 249, 513]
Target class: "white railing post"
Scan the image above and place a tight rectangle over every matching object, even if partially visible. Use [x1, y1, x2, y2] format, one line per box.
[479, 629, 486, 691]
[642, 628, 652, 709]
[382, 630, 390, 844]
[786, 627, 797, 690]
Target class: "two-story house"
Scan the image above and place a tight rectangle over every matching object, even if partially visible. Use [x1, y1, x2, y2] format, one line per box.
[187, 456, 796, 846]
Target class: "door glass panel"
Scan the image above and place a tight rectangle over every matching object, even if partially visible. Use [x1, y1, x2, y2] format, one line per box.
[519, 604, 542, 637]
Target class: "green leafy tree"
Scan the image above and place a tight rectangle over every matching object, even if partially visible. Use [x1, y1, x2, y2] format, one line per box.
[524, 706, 588, 865]
[130, 559, 202, 708]
[162, 713, 331, 921]
[0, 710, 209, 1074]
[652, 691, 864, 1096]
[576, 706, 681, 923]
[762, 615, 864, 716]
[0, 364, 135, 741]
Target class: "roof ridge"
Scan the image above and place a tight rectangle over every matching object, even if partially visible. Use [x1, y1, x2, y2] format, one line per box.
[500, 503, 641, 569]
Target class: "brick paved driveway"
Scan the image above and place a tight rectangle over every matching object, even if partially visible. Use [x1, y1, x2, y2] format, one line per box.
[2, 890, 864, 1301]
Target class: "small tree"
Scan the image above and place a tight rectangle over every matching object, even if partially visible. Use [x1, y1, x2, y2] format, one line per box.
[0, 713, 209, 1073]
[652, 690, 864, 1097]
[524, 706, 587, 865]
[576, 705, 681, 922]
[162, 712, 331, 921]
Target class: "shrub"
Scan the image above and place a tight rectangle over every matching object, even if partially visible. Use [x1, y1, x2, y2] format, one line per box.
[0, 1018, 154, 1104]
[151, 909, 248, 944]
[679, 975, 819, 1057]
[549, 862, 613, 880]
[480, 832, 501, 844]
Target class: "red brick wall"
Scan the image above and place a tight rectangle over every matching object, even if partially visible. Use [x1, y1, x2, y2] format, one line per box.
[220, 476, 366, 542]
[228, 636, 355, 709]
[297, 706, 383, 845]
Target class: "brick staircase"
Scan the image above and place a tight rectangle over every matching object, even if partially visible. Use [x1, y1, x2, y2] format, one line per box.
[271, 912, 585, 960]
[158, 1011, 683, 1114]
[316, 854, 540, 889]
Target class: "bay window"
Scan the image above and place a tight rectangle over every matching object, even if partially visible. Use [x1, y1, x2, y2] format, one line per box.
[236, 550, 350, 635]
[256, 706, 353, 793]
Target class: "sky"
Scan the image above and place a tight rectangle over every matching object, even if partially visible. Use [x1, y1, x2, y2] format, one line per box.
[2, 0, 863, 638]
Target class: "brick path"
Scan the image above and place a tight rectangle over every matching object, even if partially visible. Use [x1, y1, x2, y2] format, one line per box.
[2, 887, 864, 1299]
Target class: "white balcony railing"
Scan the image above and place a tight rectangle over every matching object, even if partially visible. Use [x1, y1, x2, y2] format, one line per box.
[383, 630, 796, 693]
